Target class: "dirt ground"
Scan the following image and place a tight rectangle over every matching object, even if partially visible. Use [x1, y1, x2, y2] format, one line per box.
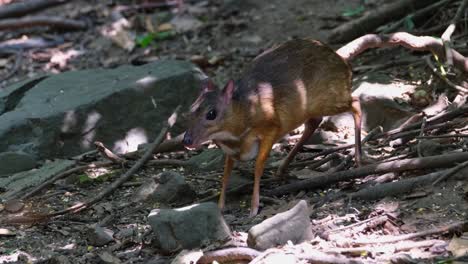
[1, 0, 468, 263]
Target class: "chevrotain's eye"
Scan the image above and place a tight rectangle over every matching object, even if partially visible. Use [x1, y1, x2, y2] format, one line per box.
[206, 109, 217, 120]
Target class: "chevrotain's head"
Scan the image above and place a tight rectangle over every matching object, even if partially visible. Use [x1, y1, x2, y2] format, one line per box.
[183, 79, 236, 149]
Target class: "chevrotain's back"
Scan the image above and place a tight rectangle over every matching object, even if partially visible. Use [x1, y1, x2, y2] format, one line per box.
[234, 38, 353, 132]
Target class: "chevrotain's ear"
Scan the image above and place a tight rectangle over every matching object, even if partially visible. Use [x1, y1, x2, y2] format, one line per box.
[222, 80, 235, 105]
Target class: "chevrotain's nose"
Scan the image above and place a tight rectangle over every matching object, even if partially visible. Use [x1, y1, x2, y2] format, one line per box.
[182, 133, 193, 146]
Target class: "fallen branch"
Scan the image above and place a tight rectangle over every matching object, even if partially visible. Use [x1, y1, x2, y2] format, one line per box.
[197, 247, 260, 264]
[328, 239, 446, 254]
[417, 117, 427, 157]
[0, 0, 67, 19]
[378, 103, 468, 139]
[379, 0, 452, 34]
[0, 16, 87, 30]
[18, 161, 113, 200]
[426, 56, 468, 93]
[0, 37, 64, 54]
[269, 152, 468, 196]
[388, 119, 466, 146]
[349, 170, 444, 201]
[337, 32, 468, 73]
[197, 178, 279, 204]
[94, 141, 126, 165]
[432, 160, 468, 185]
[441, 0, 468, 66]
[328, 0, 441, 43]
[249, 248, 364, 264]
[353, 221, 467, 245]
[417, 133, 468, 139]
[46, 105, 181, 218]
[327, 215, 390, 234]
[123, 133, 185, 159]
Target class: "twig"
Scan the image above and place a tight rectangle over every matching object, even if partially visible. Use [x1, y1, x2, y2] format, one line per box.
[198, 247, 260, 264]
[47, 105, 182, 217]
[328, 0, 442, 43]
[337, 32, 468, 73]
[115, 1, 180, 13]
[0, 0, 68, 19]
[94, 141, 126, 164]
[269, 151, 468, 196]
[353, 221, 466, 245]
[289, 153, 339, 169]
[379, 0, 451, 34]
[0, 16, 87, 30]
[122, 133, 185, 159]
[441, 0, 468, 66]
[417, 117, 427, 157]
[19, 161, 113, 200]
[350, 169, 444, 201]
[425, 56, 468, 93]
[387, 119, 467, 144]
[417, 133, 468, 139]
[432, 160, 468, 185]
[0, 37, 64, 54]
[328, 215, 389, 233]
[328, 239, 446, 254]
[147, 159, 196, 168]
[197, 178, 279, 204]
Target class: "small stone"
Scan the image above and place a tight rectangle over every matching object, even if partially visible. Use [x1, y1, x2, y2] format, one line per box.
[87, 225, 114, 246]
[170, 14, 202, 33]
[133, 171, 196, 205]
[115, 227, 136, 240]
[247, 200, 313, 250]
[4, 199, 24, 213]
[98, 251, 122, 264]
[148, 202, 231, 253]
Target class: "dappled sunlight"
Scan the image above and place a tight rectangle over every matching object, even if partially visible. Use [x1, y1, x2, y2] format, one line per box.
[81, 111, 102, 149]
[113, 127, 148, 154]
[294, 79, 307, 111]
[135, 76, 160, 92]
[85, 166, 112, 179]
[61, 110, 77, 133]
[254, 82, 275, 119]
[45, 49, 84, 71]
[0, 250, 36, 263]
[353, 80, 416, 99]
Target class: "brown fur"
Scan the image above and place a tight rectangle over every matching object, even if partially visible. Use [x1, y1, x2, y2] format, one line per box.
[184, 38, 361, 216]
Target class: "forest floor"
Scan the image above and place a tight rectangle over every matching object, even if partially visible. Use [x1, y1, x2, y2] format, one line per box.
[1, 0, 468, 263]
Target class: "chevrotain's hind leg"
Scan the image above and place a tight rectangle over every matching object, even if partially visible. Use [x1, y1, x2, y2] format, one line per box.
[351, 96, 362, 166]
[218, 155, 234, 210]
[275, 117, 323, 177]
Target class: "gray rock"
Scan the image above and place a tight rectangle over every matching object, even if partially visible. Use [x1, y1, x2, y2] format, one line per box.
[187, 149, 224, 172]
[98, 252, 122, 264]
[0, 159, 75, 200]
[417, 140, 444, 157]
[247, 200, 313, 251]
[0, 151, 37, 176]
[0, 61, 205, 159]
[148, 202, 231, 253]
[133, 171, 196, 205]
[87, 225, 114, 246]
[325, 75, 416, 141]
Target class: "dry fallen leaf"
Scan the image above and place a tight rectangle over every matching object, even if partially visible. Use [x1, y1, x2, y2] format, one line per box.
[448, 233, 468, 258]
